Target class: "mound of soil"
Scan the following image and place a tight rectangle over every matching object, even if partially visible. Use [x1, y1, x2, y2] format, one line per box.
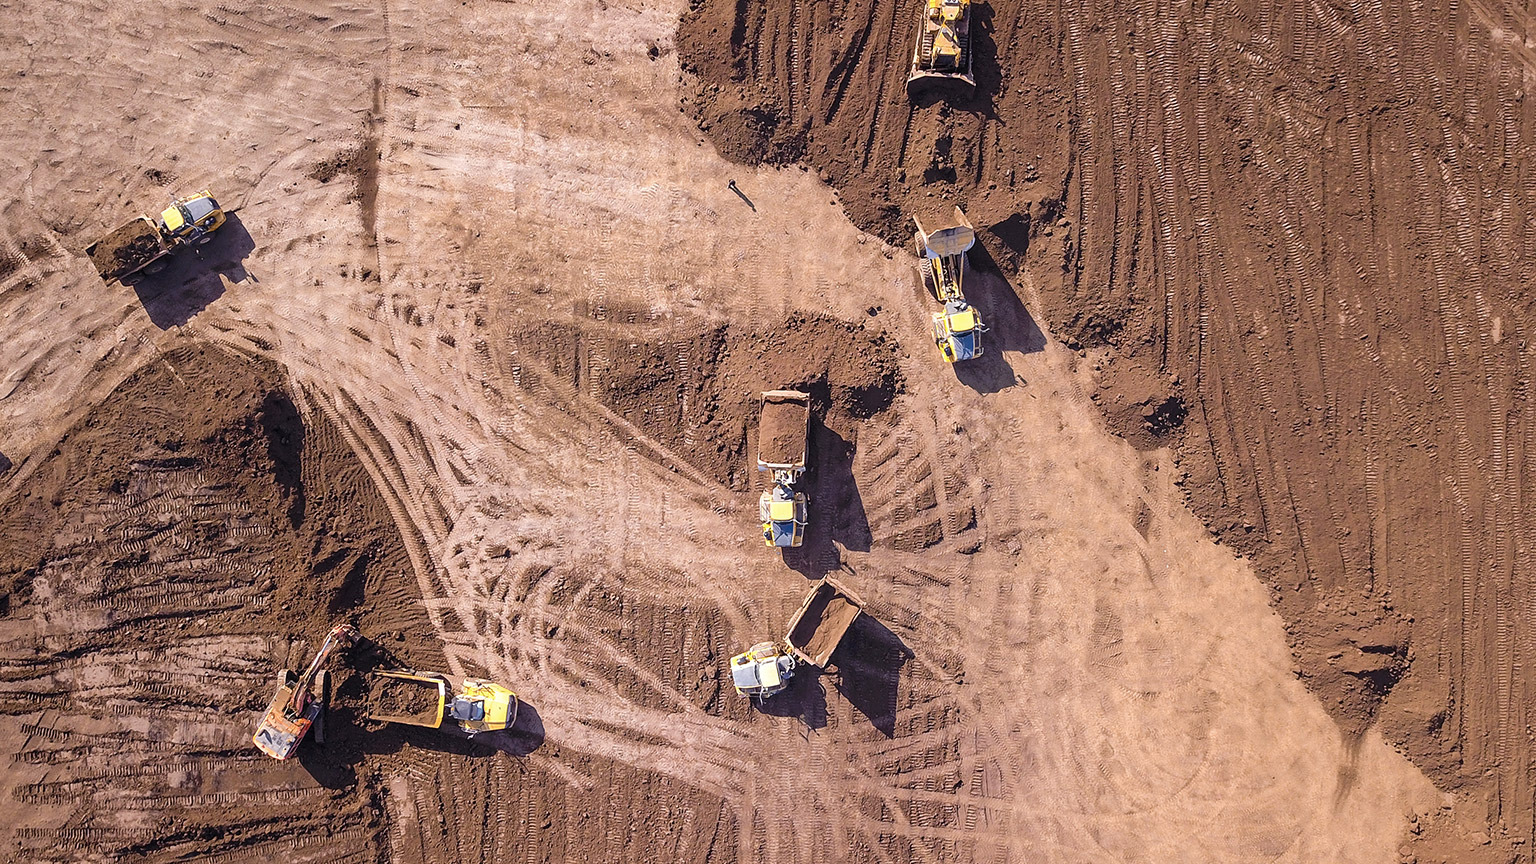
[369, 674, 441, 721]
[518, 313, 904, 488]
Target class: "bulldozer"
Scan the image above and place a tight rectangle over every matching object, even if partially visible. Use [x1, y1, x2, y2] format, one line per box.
[907, 0, 975, 96]
[914, 207, 987, 363]
[86, 190, 227, 281]
[253, 623, 359, 760]
[730, 577, 864, 701]
[365, 670, 518, 735]
[757, 390, 811, 548]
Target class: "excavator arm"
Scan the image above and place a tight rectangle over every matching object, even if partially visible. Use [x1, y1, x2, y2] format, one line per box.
[287, 623, 360, 717]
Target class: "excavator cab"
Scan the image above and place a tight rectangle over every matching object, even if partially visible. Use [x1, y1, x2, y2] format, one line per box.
[759, 489, 808, 547]
[253, 623, 359, 760]
[158, 190, 225, 243]
[449, 679, 518, 735]
[730, 642, 797, 698]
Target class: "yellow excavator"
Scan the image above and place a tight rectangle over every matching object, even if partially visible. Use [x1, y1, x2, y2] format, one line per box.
[907, 0, 975, 96]
[253, 623, 359, 760]
[914, 206, 987, 362]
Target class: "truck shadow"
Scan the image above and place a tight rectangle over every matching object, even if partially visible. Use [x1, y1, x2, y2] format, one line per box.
[754, 666, 828, 730]
[830, 616, 913, 738]
[782, 415, 871, 579]
[952, 248, 1045, 395]
[123, 213, 255, 329]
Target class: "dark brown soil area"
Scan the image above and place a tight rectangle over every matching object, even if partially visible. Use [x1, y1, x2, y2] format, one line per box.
[517, 313, 903, 489]
[679, 0, 1536, 856]
[86, 218, 162, 278]
[757, 392, 808, 466]
[368, 674, 441, 722]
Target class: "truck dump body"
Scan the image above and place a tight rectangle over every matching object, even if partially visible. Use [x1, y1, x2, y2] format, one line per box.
[86, 216, 167, 280]
[757, 390, 810, 469]
[365, 672, 446, 727]
[784, 577, 863, 667]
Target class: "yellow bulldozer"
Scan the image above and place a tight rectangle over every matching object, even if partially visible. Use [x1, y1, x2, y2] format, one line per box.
[914, 206, 987, 363]
[907, 0, 975, 96]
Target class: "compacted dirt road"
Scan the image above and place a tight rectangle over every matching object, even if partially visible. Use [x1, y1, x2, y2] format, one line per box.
[0, 0, 1503, 862]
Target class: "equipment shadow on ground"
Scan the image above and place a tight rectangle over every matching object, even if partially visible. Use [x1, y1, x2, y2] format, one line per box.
[781, 414, 871, 579]
[951, 242, 1046, 395]
[830, 615, 913, 738]
[754, 665, 828, 730]
[122, 212, 255, 329]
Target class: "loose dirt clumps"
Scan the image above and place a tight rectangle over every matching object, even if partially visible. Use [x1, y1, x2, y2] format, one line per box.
[757, 393, 809, 466]
[518, 313, 903, 488]
[368, 674, 441, 722]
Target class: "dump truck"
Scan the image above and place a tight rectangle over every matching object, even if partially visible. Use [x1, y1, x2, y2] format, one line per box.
[757, 390, 811, 548]
[914, 207, 987, 363]
[253, 623, 360, 760]
[907, 0, 975, 96]
[365, 670, 518, 735]
[730, 577, 865, 700]
[85, 190, 226, 281]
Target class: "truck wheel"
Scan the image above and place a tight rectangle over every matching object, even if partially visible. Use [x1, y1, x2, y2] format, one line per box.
[145, 261, 167, 275]
[196, 234, 213, 245]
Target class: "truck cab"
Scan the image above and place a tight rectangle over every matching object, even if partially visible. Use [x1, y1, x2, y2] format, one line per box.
[932, 301, 984, 363]
[450, 679, 518, 735]
[730, 642, 797, 698]
[158, 190, 225, 242]
[759, 490, 808, 547]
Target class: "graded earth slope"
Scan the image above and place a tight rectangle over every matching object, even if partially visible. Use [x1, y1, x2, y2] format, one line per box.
[678, 0, 1536, 855]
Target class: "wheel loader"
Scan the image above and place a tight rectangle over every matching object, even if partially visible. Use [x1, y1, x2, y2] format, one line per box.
[365, 670, 518, 735]
[730, 577, 864, 700]
[86, 190, 227, 281]
[914, 206, 988, 363]
[757, 390, 811, 548]
[253, 623, 359, 760]
[907, 0, 976, 96]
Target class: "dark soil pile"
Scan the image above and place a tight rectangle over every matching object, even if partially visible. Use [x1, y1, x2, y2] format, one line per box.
[369, 674, 441, 721]
[517, 313, 904, 488]
[679, 1, 1536, 855]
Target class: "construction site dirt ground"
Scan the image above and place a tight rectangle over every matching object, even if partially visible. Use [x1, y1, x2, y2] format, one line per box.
[0, 1, 1521, 863]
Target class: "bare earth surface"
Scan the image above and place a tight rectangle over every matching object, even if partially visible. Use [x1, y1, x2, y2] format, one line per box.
[0, 0, 1498, 862]
[679, 0, 1536, 858]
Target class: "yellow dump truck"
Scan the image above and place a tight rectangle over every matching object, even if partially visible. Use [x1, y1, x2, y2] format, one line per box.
[366, 670, 518, 735]
[730, 577, 865, 700]
[85, 190, 226, 281]
[757, 390, 811, 548]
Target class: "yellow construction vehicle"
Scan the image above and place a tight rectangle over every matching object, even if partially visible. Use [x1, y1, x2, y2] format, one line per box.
[907, 0, 975, 96]
[730, 577, 864, 700]
[757, 390, 811, 548]
[365, 670, 518, 735]
[253, 623, 359, 760]
[86, 190, 227, 281]
[914, 207, 987, 363]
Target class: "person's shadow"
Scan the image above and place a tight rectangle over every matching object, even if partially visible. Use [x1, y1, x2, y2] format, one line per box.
[123, 212, 255, 329]
[829, 615, 913, 738]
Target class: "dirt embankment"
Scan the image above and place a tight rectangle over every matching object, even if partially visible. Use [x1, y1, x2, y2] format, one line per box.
[679, 1, 1536, 858]
[516, 313, 904, 489]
